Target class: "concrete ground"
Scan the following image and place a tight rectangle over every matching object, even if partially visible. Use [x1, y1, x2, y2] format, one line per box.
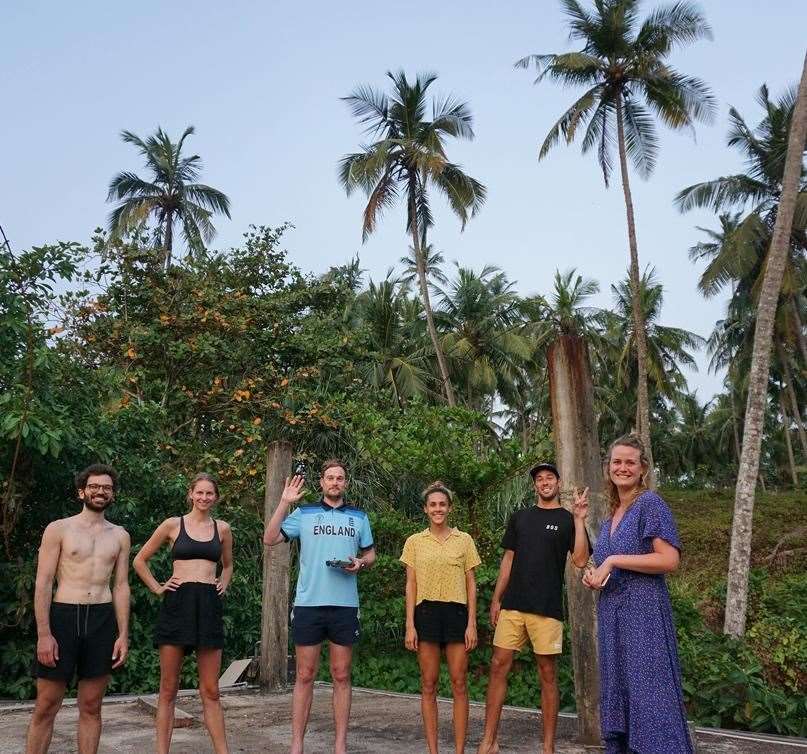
[1, 685, 805, 753]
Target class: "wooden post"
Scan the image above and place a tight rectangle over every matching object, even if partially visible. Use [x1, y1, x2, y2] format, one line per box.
[259, 440, 293, 689]
[547, 335, 608, 746]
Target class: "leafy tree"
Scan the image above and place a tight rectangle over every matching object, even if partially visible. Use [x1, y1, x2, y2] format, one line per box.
[339, 71, 486, 407]
[517, 0, 715, 477]
[107, 126, 231, 270]
[526, 267, 602, 338]
[399, 243, 449, 288]
[603, 268, 704, 407]
[437, 265, 533, 410]
[351, 274, 432, 406]
[677, 85, 807, 363]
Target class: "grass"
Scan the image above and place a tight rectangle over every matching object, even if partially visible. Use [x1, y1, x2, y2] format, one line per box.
[664, 488, 807, 595]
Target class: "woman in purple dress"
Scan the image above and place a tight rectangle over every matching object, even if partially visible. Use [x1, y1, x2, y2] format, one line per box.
[583, 434, 692, 754]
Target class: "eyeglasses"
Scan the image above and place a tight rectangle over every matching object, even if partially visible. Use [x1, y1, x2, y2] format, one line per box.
[85, 484, 114, 493]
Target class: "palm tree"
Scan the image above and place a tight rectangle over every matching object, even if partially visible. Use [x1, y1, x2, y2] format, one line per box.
[605, 269, 705, 407]
[436, 265, 533, 410]
[339, 71, 487, 407]
[353, 273, 432, 406]
[505, 269, 602, 450]
[399, 243, 449, 288]
[677, 85, 807, 364]
[517, 0, 715, 478]
[107, 126, 230, 270]
[722, 53, 807, 638]
[528, 267, 603, 338]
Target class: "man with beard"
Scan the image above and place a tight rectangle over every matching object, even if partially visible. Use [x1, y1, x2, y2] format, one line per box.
[25, 464, 130, 754]
[263, 458, 375, 754]
[477, 463, 589, 754]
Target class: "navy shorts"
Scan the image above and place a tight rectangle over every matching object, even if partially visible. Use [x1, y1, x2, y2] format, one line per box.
[291, 606, 360, 646]
[33, 602, 117, 683]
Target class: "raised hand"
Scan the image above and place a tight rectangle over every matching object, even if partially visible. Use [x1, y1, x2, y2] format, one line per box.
[280, 475, 306, 508]
[572, 486, 590, 521]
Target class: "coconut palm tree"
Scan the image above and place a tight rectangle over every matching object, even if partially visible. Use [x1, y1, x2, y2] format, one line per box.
[107, 126, 231, 270]
[517, 0, 715, 477]
[399, 243, 449, 288]
[722, 54, 807, 638]
[677, 85, 807, 364]
[353, 274, 432, 406]
[436, 265, 533, 410]
[339, 71, 487, 407]
[604, 269, 705, 408]
[528, 267, 603, 338]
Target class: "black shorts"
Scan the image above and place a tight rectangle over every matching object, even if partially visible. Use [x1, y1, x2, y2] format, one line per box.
[33, 602, 117, 683]
[414, 600, 468, 645]
[291, 606, 360, 646]
[154, 582, 224, 652]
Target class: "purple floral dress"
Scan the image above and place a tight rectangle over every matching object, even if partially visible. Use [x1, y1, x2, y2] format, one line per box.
[593, 491, 692, 754]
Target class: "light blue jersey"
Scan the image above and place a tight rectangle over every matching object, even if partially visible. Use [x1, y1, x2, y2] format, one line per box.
[281, 501, 374, 607]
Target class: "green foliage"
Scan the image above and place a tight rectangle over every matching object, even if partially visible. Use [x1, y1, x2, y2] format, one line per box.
[1, 225, 805, 740]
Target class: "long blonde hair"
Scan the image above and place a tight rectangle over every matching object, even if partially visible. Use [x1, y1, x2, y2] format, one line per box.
[603, 434, 649, 516]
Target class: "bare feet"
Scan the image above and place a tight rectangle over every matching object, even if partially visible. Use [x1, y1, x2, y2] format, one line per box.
[476, 742, 499, 754]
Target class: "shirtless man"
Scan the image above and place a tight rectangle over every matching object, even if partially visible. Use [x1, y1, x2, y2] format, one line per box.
[25, 463, 131, 754]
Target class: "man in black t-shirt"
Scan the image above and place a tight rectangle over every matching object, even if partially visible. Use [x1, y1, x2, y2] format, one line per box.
[476, 462, 589, 754]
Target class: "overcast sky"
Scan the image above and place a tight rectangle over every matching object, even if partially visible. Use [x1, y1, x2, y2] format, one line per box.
[3, 1, 806, 398]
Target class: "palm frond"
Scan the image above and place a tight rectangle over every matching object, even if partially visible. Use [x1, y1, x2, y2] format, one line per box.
[622, 96, 658, 178]
[183, 184, 232, 218]
[539, 85, 601, 160]
[635, 1, 713, 55]
[675, 174, 771, 213]
[431, 163, 487, 229]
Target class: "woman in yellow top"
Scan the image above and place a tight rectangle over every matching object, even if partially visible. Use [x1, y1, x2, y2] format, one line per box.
[400, 481, 481, 754]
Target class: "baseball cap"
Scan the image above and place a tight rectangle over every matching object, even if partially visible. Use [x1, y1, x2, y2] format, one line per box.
[529, 462, 560, 480]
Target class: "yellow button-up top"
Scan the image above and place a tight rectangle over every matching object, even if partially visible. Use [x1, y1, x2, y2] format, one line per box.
[400, 528, 481, 605]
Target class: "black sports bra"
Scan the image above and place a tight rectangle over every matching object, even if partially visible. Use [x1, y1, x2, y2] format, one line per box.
[172, 515, 222, 562]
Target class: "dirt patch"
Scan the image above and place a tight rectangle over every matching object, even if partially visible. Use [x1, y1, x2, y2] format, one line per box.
[0, 686, 804, 753]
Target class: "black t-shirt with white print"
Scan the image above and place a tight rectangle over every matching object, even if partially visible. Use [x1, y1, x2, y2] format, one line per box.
[500, 505, 575, 621]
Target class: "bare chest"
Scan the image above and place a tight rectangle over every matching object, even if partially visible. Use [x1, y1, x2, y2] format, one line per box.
[60, 527, 120, 569]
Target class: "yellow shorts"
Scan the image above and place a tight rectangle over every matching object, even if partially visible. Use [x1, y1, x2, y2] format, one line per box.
[492, 609, 563, 655]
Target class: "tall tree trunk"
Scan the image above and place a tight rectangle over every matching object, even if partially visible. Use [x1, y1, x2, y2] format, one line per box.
[163, 211, 174, 272]
[724, 51, 807, 638]
[408, 190, 456, 406]
[778, 341, 807, 457]
[615, 96, 655, 485]
[730, 382, 742, 465]
[260, 440, 293, 689]
[779, 392, 799, 488]
[547, 335, 607, 745]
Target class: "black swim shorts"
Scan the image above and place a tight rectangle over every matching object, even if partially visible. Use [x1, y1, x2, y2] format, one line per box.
[33, 602, 117, 683]
[414, 600, 468, 645]
[291, 605, 360, 646]
[154, 581, 224, 652]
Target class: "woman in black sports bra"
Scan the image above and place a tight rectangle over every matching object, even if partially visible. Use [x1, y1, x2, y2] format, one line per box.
[134, 472, 233, 754]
